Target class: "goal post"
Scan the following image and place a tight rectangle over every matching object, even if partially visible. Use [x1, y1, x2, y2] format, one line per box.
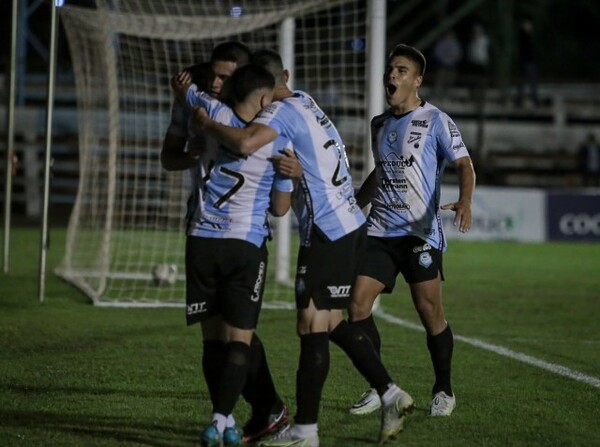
[56, 0, 376, 307]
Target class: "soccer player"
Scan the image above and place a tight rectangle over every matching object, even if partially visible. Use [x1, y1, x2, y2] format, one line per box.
[174, 64, 296, 447]
[347, 43, 475, 417]
[184, 49, 416, 446]
[162, 42, 290, 443]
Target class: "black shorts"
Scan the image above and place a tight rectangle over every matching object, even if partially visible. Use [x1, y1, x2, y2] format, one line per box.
[185, 236, 268, 328]
[358, 235, 444, 293]
[295, 224, 366, 310]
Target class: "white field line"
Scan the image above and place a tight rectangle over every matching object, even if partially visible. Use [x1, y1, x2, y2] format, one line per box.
[374, 308, 600, 389]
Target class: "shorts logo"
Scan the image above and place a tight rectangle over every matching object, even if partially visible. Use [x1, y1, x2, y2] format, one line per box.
[250, 261, 266, 302]
[327, 285, 351, 298]
[419, 252, 433, 268]
[295, 277, 306, 296]
[297, 265, 307, 275]
[412, 243, 432, 253]
[187, 302, 208, 315]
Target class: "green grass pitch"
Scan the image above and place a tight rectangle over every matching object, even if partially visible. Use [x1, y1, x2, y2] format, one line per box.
[1, 227, 599, 446]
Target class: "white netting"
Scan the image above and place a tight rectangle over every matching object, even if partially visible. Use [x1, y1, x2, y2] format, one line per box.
[56, 0, 369, 306]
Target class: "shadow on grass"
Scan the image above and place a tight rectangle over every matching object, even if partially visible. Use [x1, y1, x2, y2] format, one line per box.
[0, 408, 198, 446]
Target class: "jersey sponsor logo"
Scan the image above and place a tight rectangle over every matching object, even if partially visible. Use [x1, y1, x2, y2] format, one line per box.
[327, 284, 351, 298]
[378, 155, 415, 168]
[187, 301, 208, 315]
[250, 261, 266, 302]
[412, 242, 432, 253]
[316, 112, 331, 128]
[452, 141, 465, 151]
[407, 132, 421, 144]
[419, 252, 433, 268]
[382, 178, 408, 191]
[447, 120, 461, 138]
[387, 131, 398, 143]
[260, 103, 278, 116]
[411, 119, 429, 128]
[387, 197, 410, 211]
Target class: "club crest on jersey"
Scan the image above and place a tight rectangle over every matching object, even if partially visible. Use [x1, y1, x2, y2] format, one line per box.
[419, 252, 433, 268]
[387, 131, 398, 143]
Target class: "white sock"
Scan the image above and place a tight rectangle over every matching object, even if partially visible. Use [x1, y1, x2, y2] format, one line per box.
[381, 383, 401, 407]
[211, 413, 227, 433]
[226, 414, 236, 429]
[293, 423, 318, 437]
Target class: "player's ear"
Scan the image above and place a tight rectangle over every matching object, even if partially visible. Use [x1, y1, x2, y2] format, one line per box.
[283, 69, 290, 83]
[259, 94, 270, 109]
[414, 75, 423, 89]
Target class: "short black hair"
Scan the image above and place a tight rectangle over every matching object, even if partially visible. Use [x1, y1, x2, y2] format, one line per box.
[228, 64, 275, 105]
[250, 49, 286, 84]
[185, 62, 211, 89]
[210, 40, 251, 67]
[388, 44, 426, 76]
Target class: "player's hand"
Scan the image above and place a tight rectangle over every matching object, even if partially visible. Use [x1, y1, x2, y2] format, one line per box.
[269, 148, 303, 178]
[440, 200, 472, 233]
[170, 70, 192, 98]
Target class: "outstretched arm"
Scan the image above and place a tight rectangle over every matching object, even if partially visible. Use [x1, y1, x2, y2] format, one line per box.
[195, 108, 279, 156]
[440, 156, 475, 233]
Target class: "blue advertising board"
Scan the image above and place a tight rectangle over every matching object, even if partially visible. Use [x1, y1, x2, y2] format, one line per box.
[547, 192, 600, 242]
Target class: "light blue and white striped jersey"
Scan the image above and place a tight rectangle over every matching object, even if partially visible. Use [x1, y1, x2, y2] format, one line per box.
[186, 86, 294, 248]
[367, 101, 470, 252]
[253, 91, 365, 245]
[165, 100, 217, 226]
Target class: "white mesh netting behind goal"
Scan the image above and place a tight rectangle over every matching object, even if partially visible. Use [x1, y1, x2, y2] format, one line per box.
[56, 0, 370, 307]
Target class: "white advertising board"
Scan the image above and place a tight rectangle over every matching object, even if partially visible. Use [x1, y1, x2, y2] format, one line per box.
[440, 186, 546, 242]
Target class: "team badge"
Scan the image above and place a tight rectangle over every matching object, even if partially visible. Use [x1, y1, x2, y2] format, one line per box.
[387, 132, 398, 143]
[419, 252, 433, 268]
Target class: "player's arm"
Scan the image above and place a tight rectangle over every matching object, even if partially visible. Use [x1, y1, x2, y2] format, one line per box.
[440, 156, 475, 233]
[355, 168, 376, 209]
[270, 190, 292, 217]
[160, 132, 200, 171]
[196, 108, 278, 156]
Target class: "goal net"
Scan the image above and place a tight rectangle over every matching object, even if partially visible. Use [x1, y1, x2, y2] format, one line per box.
[56, 0, 370, 307]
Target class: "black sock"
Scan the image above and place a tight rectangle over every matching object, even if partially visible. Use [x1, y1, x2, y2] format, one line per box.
[202, 339, 224, 408]
[214, 341, 251, 416]
[427, 324, 454, 396]
[242, 333, 281, 417]
[350, 314, 382, 357]
[330, 320, 392, 395]
[295, 333, 329, 424]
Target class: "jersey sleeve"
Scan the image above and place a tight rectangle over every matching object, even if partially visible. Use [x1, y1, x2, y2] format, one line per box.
[436, 112, 470, 162]
[253, 101, 296, 139]
[273, 173, 294, 193]
[185, 84, 224, 120]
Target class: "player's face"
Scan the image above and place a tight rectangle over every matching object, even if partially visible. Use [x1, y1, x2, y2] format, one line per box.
[210, 60, 238, 98]
[384, 55, 422, 109]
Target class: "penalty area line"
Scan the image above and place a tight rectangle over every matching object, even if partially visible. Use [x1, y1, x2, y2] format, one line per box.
[374, 308, 600, 390]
